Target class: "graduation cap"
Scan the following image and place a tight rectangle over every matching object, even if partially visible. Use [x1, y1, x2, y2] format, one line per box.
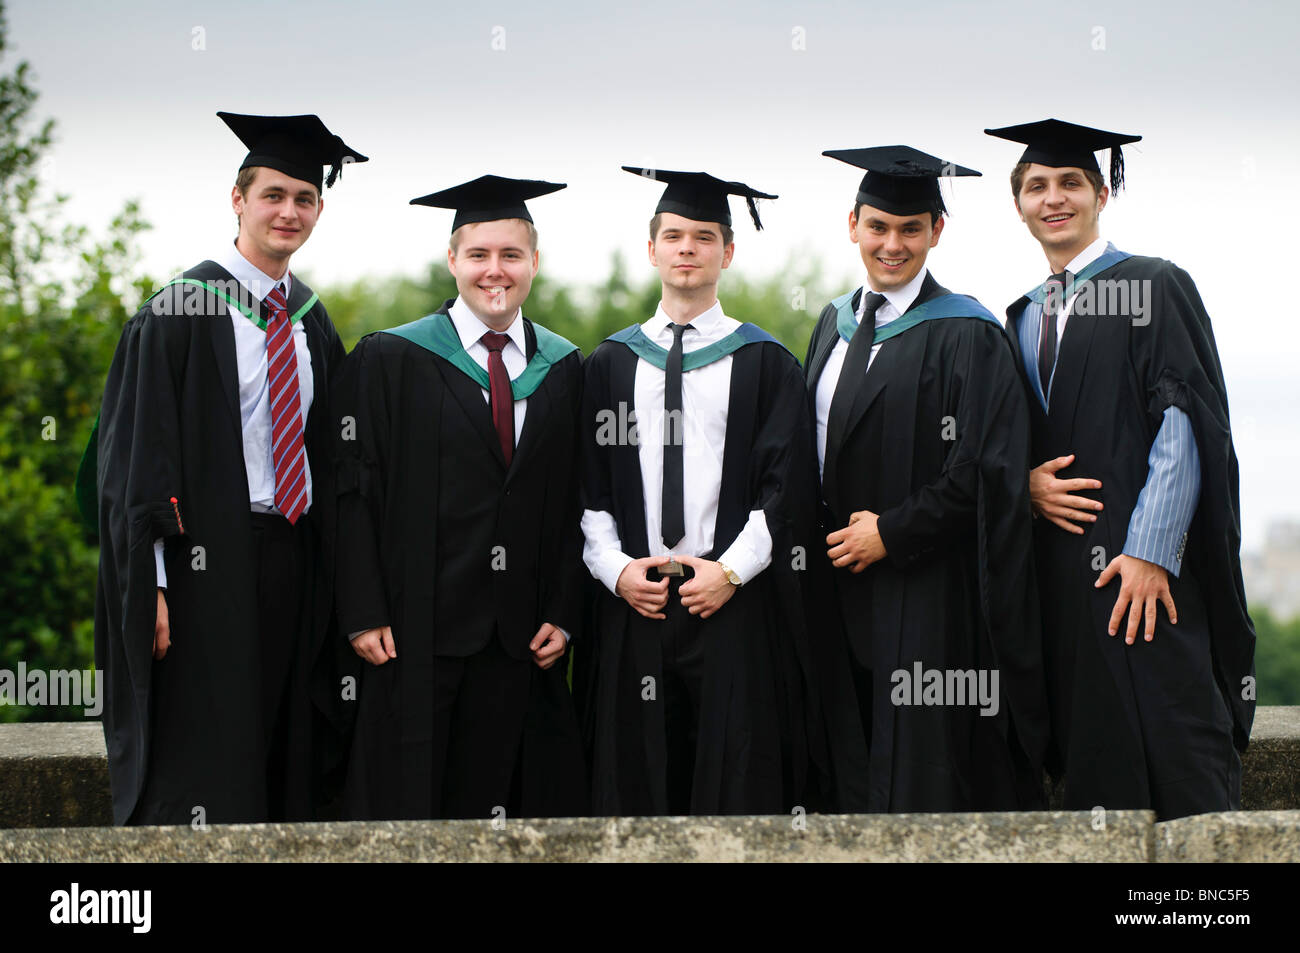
[218, 112, 367, 192]
[822, 145, 980, 217]
[621, 167, 777, 230]
[984, 118, 1142, 192]
[410, 175, 567, 231]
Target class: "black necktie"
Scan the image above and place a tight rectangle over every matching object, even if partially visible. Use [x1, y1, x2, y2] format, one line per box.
[821, 293, 886, 514]
[1038, 271, 1070, 398]
[825, 292, 887, 450]
[661, 322, 694, 549]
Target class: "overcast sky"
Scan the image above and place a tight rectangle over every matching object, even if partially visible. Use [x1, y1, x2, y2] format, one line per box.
[8, 0, 1299, 549]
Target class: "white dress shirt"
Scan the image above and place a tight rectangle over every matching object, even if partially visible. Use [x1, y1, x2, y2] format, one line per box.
[155, 242, 314, 586]
[447, 296, 528, 442]
[814, 268, 929, 474]
[581, 300, 774, 595]
[1053, 235, 1109, 346]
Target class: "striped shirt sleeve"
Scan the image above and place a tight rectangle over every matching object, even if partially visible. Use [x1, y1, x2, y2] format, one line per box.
[1122, 406, 1201, 576]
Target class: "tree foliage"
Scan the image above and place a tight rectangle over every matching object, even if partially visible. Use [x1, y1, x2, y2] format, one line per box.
[0, 2, 152, 721]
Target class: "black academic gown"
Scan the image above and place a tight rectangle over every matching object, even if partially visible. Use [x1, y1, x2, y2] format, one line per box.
[334, 301, 588, 820]
[579, 333, 824, 816]
[805, 273, 1049, 813]
[93, 260, 351, 825]
[1005, 255, 1255, 820]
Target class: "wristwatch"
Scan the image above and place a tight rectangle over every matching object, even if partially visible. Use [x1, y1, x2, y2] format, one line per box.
[717, 561, 742, 587]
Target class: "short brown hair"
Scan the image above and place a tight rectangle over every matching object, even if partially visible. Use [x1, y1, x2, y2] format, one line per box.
[1010, 161, 1104, 202]
[235, 165, 322, 204]
[235, 166, 259, 198]
[449, 218, 539, 255]
[649, 213, 733, 246]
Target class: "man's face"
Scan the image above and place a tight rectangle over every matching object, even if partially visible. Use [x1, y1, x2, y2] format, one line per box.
[232, 167, 322, 269]
[447, 219, 539, 322]
[1014, 163, 1108, 259]
[849, 204, 943, 293]
[648, 213, 734, 293]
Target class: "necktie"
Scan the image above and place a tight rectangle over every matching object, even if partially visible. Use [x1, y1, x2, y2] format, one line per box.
[661, 322, 694, 549]
[1038, 270, 1070, 399]
[821, 292, 886, 513]
[481, 331, 515, 466]
[266, 284, 307, 524]
[825, 292, 887, 449]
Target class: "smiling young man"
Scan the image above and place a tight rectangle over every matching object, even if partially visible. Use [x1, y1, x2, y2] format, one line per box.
[803, 146, 1048, 813]
[88, 112, 366, 824]
[334, 175, 588, 820]
[578, 168, 823, 815]
[987, 119, 1255, 819]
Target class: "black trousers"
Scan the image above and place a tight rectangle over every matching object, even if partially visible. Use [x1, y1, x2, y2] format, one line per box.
[650, 571, 707, 815]
[251, 510, 310, 822]
[429, 635, 533, 820]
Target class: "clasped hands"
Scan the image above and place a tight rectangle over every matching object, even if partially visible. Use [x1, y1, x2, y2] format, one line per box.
[1030, 453, 1178, 644]
[351, 621, 568, 670]
[615, 555, 735, 620]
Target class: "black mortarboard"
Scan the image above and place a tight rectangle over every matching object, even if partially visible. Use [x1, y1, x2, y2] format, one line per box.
[218, 112, 367, 192]
[621, 167, 777, 230]
[410, 175, 567, 231]
[984, 118, 1142, 192]
[822, 145, 980, 217]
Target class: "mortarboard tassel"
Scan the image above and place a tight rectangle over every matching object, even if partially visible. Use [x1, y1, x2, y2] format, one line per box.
[746, 195, 763, 231]
[1110, 147, 1126, 193]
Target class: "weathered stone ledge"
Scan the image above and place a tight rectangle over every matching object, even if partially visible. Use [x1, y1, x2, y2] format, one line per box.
[1, 711, 1296, 861]
[0, 811, 1154, 862]
[0, 810, 1297, 862]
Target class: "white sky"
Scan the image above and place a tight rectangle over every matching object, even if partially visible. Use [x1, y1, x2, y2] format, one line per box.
[9, 0, 1300, 549]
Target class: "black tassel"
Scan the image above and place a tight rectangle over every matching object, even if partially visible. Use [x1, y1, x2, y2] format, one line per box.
[1110, 147, 1125, 193]
[746, 195, 763, 230]
[325, 161, 341, 189]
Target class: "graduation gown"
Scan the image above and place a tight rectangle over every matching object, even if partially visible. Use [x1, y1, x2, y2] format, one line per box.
[334, 301, 588, 820]
[579, 328, 824, 815]
[805, 273, 1049, 813]
[1005, 254, 1255, 820]
[90, 260, 351, 825]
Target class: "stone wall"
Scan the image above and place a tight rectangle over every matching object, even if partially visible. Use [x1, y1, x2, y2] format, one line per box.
[1, 710, 1296, 862]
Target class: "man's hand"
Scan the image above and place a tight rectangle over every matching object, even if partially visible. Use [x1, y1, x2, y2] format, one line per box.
[352, 625, 397, 666]
[675, 555, 736, 619]
[153, 588, 171, 661]
[826, 510, 887, 573]
[1095, 554, 1178, 644]
[1030, 453, 1103, 534]
[615, 555, 673, 620]
[529, 622, 567, 670]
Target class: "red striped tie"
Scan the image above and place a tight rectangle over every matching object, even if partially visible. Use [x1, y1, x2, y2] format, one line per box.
[481, 331, 514, 466]
[266, 284, 307, 524]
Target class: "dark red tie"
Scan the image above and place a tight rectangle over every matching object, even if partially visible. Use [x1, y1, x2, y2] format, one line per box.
[481, 331, 514, 465]
[266, 284, 307, 524]
[1038, 271, 1069, 398]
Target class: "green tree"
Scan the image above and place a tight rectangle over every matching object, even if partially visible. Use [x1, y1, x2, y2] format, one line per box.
[1253, 608, 1300, 707]
[0, 2, 151, 721]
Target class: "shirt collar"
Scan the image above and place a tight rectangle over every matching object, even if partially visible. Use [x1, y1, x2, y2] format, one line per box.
[1064, 235, 1109, 276]
[645, 299, 725, 340]
[861, 267, 928, 322]
[217, 241, 291, 303]
[448, 296, 527, 355]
